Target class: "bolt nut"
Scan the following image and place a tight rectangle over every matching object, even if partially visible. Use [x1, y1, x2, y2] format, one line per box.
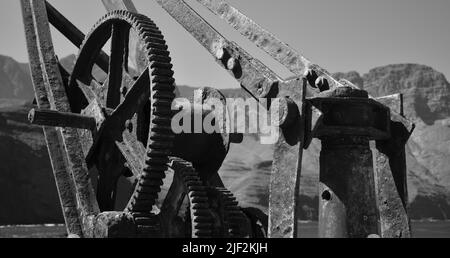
[227, 57, 242, 79]
[227, 57, 237, 71]
[304, 69, 318, 88]
[315, 77, 330, 92]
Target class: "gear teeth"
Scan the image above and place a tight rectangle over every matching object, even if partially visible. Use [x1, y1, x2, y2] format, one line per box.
[149, 55, 171, 63]
[152, 76, 175, 84]
[209, 187, 251, 238]
[169, 158, 214, 238]
[72, 10, 178, 237]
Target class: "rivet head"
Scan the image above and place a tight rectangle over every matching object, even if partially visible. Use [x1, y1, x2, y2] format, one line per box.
[216, 47, 226, 60]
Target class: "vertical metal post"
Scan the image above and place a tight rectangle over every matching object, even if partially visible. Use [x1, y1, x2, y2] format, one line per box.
[319, 136, 379, 238]
[312, 88, 384, 238]
[374, 94, 414, 238]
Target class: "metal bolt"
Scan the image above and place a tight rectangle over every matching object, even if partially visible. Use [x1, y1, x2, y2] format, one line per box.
[304, 69, 318, 88]
[257, 85, 264, 95]
[227, 57, 237, 71]
[226, 57, 242, 79]
[315, 77, 330, 92]
[216, 47, 227, 60]
[125, 120, 133, 133]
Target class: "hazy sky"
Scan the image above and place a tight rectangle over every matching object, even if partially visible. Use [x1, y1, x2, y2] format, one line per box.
[1, 0, 449, 89]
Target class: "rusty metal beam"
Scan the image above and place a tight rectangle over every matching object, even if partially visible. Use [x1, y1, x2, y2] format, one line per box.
[20, 0, 83, 237]
[268, 78, 305, 238]
[28, 108, 97, 130]
[374, 94, 413, 238]
[195, 0, 342, 89]
[156, 0, 282, 98]
[319, 137, 379, 238]
[28, 0, 100, 236]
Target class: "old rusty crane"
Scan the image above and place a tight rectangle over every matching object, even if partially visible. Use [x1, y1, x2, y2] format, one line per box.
[21, 0, 414, 238]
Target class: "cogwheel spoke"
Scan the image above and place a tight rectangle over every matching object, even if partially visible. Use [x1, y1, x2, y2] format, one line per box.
[63, 10, 176, 236]
[96, 163, 122, 211]
[106, 22, 130, 108]
[110, 68, 150, 123]
[115, 130, 147, 178]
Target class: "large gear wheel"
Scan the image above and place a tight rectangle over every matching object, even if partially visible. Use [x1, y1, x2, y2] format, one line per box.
[68, 10, 176, 235]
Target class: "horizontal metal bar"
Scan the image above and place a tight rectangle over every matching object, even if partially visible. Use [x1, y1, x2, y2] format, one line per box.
[29, 108, 97, 130]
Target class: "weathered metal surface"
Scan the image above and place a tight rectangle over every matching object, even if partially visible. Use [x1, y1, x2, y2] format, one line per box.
[317, 88, 379, 238]
[91, 212, 137, 238]
[28, 0, 100, 235]
[156, 0, 281, 98]
[28, 108, 97, 130]
[319, 137, 379, 238]
[21, 0, 83, 237]
[268, 78, 304, 238]
[308, 96, 391, 141]
[195, 0, 341, 88]
[374, 94, 413, 238]
[106, 23, 129, 108]
[116, 130, 146, 177]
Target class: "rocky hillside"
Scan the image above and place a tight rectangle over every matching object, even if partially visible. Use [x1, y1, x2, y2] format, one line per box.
[0, 55, 34, 101]
[0, 55, 449, 224]
[0, 103, 62, 224]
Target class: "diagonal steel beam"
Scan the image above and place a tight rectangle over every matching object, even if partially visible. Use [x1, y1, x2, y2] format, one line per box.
[156, 0, 283, 99]
[21, 0, 84, 237]
[27, 0, 100, 236]
[195, 0, 342, 89]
